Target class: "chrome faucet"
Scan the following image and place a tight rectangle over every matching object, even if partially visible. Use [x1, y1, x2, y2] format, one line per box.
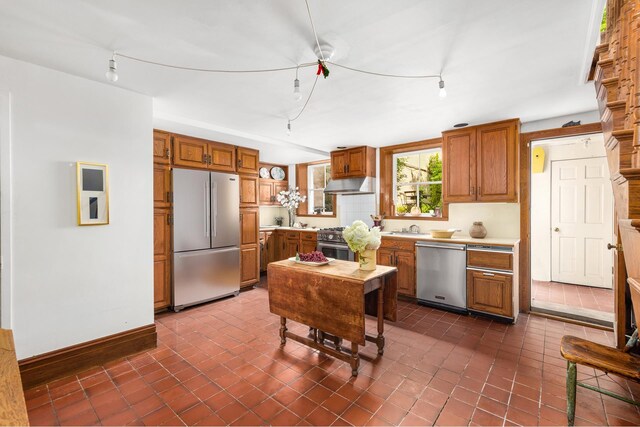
[409, 224, 420, 234]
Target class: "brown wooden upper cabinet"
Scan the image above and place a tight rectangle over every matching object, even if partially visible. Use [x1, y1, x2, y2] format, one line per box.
[442, 119, 519, 203]
[240, 175, 259, 207]
[237, 147, 259, 175]
[259, 180, 287, 205]
[330, 146, 376, 179]
[173, 134, 236, 172]
[153, 165, 172, 209]
[153, 130, 172, 165]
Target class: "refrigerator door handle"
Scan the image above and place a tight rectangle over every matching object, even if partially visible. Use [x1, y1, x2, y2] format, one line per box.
[212, 181, 218, 237]
[204, 180, 210, 238]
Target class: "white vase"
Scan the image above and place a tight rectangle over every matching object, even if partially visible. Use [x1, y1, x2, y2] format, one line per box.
[359, 249, 377, 271]
[288, 209, 295, 227]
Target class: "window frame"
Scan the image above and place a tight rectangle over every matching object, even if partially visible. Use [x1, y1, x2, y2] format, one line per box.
[307, 163, 334, 215]
[392, 147, 443, 217]
[295, 160, 337, 218]
[380, 138, 448, 221]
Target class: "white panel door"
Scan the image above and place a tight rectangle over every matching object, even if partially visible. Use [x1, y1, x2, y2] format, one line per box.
[551, 157, 613, 288]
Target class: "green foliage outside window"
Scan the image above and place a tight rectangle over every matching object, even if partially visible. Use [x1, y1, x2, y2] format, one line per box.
[394, 150, 443, 216]
[419, 153, 443, 213]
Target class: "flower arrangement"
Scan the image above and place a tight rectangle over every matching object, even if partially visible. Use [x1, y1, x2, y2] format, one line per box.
[342, 220, 381, 270]
[277, 187, 307, 227]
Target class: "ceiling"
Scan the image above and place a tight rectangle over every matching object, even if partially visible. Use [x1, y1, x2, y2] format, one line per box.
[0, 0, 603, 163]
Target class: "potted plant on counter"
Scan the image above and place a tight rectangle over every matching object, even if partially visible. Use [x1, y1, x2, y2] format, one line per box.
[343, 220, 382, 271]
[276, 187, 306, 227]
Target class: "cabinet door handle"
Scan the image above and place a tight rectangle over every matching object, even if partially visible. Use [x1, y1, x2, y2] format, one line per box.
[202, 153, 207, 164]
[208, 154, 212, 164]
[347, 164, 350, 173]
[482, 272, 495, 277]
[165, 148, 170, 158]
[166, 191, 170, 202]
[470, 186, 475, 195]
[238, 159, 242, 167]
[389, 254, 393, 265]
[395, 255, 398, 266]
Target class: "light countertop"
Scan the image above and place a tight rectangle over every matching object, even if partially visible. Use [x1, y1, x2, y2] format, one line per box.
[380, 232, 519, 247]
[259, 226, 318, 232]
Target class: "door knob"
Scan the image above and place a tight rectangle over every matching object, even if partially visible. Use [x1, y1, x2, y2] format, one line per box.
[607, 243, 622, 251]
[553, 227, 560, 232]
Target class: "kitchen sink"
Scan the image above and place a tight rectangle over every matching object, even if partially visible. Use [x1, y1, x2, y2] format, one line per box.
[385, 231, 428, 236]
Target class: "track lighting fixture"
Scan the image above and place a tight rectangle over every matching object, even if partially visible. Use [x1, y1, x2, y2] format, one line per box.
[438, 77, 446, 98]
[105, 53, 118, 82]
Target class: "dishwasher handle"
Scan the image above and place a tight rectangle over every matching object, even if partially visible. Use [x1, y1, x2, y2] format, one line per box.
[416, 242, 466, 251]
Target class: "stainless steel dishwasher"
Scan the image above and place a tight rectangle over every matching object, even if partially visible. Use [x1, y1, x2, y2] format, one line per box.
[416, 241, 468, 313]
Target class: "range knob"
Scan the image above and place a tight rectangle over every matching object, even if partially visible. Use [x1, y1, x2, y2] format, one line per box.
[328, 235, 334, 240]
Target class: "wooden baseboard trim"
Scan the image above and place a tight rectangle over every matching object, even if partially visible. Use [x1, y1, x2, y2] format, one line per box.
[18, 324, 157, 390]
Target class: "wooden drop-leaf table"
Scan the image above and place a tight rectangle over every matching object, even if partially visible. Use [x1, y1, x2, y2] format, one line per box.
[267, 259, 398, 376]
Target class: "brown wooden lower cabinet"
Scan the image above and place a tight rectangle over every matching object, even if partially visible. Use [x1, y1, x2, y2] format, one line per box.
[153, 208, 171, 310]
[377, 247, 415, 297]
[260, 230, 319, 272]
[283, 236, 299, 259]
[240, 245, 259, 287]
[239, 206, 259, 288]
[300, 239, 317, 254]
[466, 270, 512, 317]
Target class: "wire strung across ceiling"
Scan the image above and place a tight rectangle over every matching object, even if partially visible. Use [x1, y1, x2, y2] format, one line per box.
[106, 0, 445, 135]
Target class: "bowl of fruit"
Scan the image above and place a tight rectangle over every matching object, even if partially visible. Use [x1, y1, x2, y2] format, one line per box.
[289, 251, 334, 266]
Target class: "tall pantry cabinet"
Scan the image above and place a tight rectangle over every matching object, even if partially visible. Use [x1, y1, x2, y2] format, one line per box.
[153, 130, 173, 311]
[238, 147, 261, 288]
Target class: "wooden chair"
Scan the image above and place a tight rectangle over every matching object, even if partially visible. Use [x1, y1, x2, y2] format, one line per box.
[560, 278, 640, 426]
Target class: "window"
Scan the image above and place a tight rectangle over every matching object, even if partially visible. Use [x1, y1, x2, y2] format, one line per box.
[307, 163, 333, 215]
[392, 148, 443, 217]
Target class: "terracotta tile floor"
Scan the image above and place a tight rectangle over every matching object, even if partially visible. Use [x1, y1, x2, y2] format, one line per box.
[532, 280, 614, 315]
[26, 283, 640, 426]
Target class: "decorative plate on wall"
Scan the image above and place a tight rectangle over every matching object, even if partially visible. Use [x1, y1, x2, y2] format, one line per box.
[259, 167, 270, 179]
[270, 166, 285, 180]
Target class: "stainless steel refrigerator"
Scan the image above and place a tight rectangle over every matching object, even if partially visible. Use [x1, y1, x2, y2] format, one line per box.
[172, 169, 240, 311]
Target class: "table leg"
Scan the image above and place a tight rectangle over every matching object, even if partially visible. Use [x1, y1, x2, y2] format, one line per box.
[350, 342, 359, 376]
[376, 283, 385, 355]
[334, 336, 342, 352]
[280, 317, 287, 346]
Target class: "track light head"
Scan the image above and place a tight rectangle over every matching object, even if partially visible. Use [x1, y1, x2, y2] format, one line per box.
[438, 77, 446, 98]
[105, 54, 118, 82]
[293, 78, 302, 101]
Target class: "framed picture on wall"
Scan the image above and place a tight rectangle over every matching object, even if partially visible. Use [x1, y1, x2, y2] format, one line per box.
[76, 162, 109, 225]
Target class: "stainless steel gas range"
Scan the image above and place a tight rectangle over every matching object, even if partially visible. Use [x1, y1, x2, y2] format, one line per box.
[316, 227, 355, 261]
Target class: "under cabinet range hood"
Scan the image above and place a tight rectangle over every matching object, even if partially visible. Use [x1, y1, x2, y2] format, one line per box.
[324, 176, 376, 195]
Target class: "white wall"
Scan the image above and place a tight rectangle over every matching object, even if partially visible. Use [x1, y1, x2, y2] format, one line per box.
[385, 203, 520, 238]
[521, 110, 600, 133]
[0, 55, 154, 359]
[530, 134, 606, 281]
[259, 206, 288, 226]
